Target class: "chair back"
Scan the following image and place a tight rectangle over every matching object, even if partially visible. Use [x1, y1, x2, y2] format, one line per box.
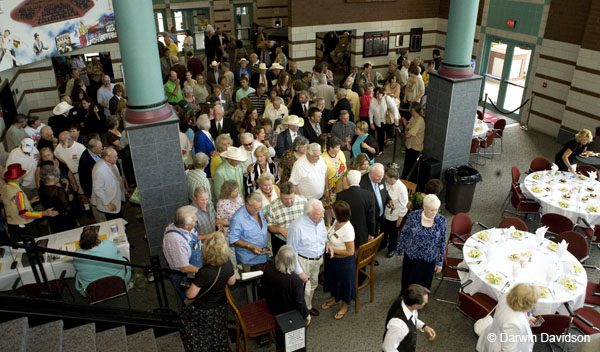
[451, 213, 473, 236]
[225, 286, 249, 352]
[510, 184, 521, 209]
[493, 119, 506, 137]
[470, 138, 479, 154]
[480, 133, 494, 148]
[476, 111, 484, 120]
[531, 314, 572, 336]
[529, 156, 551, 172]
[356, 233, 384, 270]
[555, 231, 589, 261]
[541, 213, 574, 235]
[511, 166, 520, 184]
[576, 164, 599, 180]
[457, 292, 492, 321]
[498, 217, 528, 232]
[400, 179, 417, 199]
[85, 276, 127, 304]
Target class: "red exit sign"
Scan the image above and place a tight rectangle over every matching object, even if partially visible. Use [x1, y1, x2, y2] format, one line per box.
[506, 20, 517, 28]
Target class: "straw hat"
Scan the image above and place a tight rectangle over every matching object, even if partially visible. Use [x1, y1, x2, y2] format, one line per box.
[388, 60, 397, 66]
[282, 115, 304, 127]
[210, 61, 219, 67]
[258, 63, 267, 70]
[270, 63, 284, 70]
[239, 58, 248, 63]
[220, 146, 248, 162]
[52, 101, 73, 115]
[4, 164, 26, 180]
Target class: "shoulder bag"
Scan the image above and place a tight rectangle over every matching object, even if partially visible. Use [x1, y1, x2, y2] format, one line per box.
[183, 265, 222, 307]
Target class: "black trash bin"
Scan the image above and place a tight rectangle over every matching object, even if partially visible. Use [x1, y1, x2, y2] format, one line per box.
[445, 166, 482, 214]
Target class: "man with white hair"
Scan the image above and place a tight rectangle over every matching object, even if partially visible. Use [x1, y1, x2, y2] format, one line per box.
[209, 105, 238, 142]
[263, 94, 288, 125]
[360, 163, 393, 240]
[239, 132, 258, 174]
[289, 143, 327, 200]
[186, 152, 211, 202]
[97, 75, 114, 117]
[163, 205, 203, 301]
[337, 170, 377, 248]
[91, 147, 126, 220]
[54, 131, 86, 189]
[286, 198, 333, 316]
[37, 126, 56, 151]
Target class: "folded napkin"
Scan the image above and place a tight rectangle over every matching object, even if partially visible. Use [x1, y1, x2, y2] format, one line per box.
[535, 226, 548, 244]
[589, 171, 597, 181]
[558, 240, 569, 259]
[552, 163, 559, 173]
[572, 164, 577, 172]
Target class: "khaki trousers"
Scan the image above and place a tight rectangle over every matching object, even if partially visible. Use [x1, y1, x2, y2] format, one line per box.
[297, 256, 323, 310]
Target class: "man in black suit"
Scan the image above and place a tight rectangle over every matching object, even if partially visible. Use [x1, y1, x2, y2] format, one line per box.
[360, 163, 392, 248]
[332, 88, 354, 122]
[209, 105, 238, 146]
[302, 107, 329, 144]
[275, 115, 304, 158]
[78, 138, 102, 200]
[337, 170, 376, 249]
[289, 91, 310, 118]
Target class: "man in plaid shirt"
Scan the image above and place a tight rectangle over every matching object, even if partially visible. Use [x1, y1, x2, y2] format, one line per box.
[266, 182, 307, 256]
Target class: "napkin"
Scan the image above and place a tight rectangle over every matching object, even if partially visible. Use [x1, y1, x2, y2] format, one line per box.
[572, 164, 577, 172]
[535, 226, 548, 244]
[558, 240, 569, 259]
[589, 171, 597, 181]
[551, 163, 559, 173]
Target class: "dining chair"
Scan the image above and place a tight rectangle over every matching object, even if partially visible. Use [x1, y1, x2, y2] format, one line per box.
[564, 303, 600, 336]
[530, 314, 572, 352]
[449, 213, 473, 248]
[433, 245, 465, 303]
[355, 233, 384, 313]
[399, 179, 417, 200]
[456, 280, 497, 321]
[541, 213, 574, 238]
[478, 133, 495, 158]
[504, 183, 541, 219]
[469, 138, 481, 165]
[584, 276, 600, 307]
[554, 231, 590, 263]
[86, 276, 130, 306]
[576, 164, 599, 180]
[491, 119, 507, 154]
[528, 156, 552, 173]
[497, 217, 528, 232]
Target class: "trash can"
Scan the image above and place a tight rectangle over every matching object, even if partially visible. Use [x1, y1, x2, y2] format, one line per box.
[445, 165, 482, 214]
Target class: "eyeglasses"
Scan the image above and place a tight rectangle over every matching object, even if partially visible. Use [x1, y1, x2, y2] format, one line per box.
[243, 143, 253, 147]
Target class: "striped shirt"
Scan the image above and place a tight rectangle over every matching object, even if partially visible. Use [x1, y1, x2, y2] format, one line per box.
[186, 169, 211, 203]
[9, 182, 43, 219]
[248, 92, 267, 116]
[266, 195, 307, 241]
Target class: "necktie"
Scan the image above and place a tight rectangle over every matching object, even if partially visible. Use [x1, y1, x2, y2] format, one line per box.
[261, 75, 266, 85]
[302, 104, 306, 115]
[217, 121, 222, 134]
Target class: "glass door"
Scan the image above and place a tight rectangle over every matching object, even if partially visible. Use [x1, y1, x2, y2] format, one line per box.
[234, 4, 253, 42]
[480, 37, 534, 120]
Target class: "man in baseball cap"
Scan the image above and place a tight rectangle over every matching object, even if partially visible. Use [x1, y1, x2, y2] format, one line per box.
[6, 138, 39, 199]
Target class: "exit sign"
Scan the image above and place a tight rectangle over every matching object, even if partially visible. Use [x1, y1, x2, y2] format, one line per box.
[506, 20, 516, 28]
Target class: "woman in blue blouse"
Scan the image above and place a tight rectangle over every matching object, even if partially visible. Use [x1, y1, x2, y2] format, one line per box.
[396, 194, 446, 296]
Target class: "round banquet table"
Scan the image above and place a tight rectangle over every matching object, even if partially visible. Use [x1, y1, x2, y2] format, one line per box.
[458, 228, 587, 315]
[576, 154, 600, 166]
[522, 170, 600, 226]
[473, 119, 489, 139]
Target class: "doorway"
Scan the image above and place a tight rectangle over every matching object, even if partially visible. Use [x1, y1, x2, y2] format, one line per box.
[480, 37, 533, 120]
[234, 3, 253, 44]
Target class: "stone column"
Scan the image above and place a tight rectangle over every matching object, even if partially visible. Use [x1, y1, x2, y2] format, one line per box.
[438, 0, 480, 79]
[113, 0, 188, 258]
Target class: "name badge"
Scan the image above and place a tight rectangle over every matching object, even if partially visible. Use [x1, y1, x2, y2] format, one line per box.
[193, 242, 199, 250]
[379, 184, 384, 190]
[72, 154, 78, 160]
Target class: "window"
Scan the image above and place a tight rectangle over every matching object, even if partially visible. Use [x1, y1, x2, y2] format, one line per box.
[174, 11, 184, 31]
[156, 12, 164, 33]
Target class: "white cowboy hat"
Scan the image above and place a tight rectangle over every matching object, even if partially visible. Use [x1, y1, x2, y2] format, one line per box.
[52, 101, 73, 115]
[258, 63, 267, 70]
[239, 58, 248, 63]
[210, 61, 219, 67]
[220, 146, 248, 162]
[270, 63, 284, 70]
[282, 115, 304, 127]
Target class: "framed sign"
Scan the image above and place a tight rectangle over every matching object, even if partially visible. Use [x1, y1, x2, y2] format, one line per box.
[363, 31, 389, 58]
[409, 28, 423, 53]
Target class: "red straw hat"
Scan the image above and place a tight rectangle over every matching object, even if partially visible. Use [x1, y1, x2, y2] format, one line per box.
[4, 164, 27, 180]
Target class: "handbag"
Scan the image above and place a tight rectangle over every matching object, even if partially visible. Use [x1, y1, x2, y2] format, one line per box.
[474, 305, 497, 336]
[183, 265, 222, 306]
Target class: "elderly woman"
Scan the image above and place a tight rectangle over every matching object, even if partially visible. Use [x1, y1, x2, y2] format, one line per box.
[194, 114, 216, 177]
[396, 194, 446, 295]
[477, 283, 539, 352]
[402, 102, 425, 181]
[262, 245, 311, 325]
[233, 97, 253, 128]
[193, 74, 210, 104]
[321, 201, 355, 320]
[182, 85, 198, 115]
[181, 232, 235, 352]
[555, 128, 593, 173]
[216, 180, 244, 278]
[240, 108, 259, 135]
[383, 167, 409, 257]
[36, 148, 79, 213]
[38, 164, 77, 233]
[73, 226, 131, 297]
[278, 135, 309, 183]
[369, 87, 397, 154]
[351, 121, 378, 161]
[253, 172, 280, 214]
[245, 145, 279, 195]
[321, 136, 346, 222]
[210, 134, 233, 177]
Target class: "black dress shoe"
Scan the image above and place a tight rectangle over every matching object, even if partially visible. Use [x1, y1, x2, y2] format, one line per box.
[309, 308, 320, 316]
[386, 251, 395, 258]
[374, 260, 380, 266]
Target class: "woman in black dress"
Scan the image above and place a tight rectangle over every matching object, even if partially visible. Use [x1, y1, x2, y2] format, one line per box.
[38, 164, 77, 233]
[555, 128, 593, 173]
[81, 96, 105, 136]
[181, 232, 235, 352]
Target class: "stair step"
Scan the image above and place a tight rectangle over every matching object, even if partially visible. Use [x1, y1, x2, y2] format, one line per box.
[155, 332, 185, 352]
[96, 326, 128, 352]
[126, 329, 157, 352]
[63, 323, 96, 352]
[0, 317, 28, 352]
[26, 320, 63, 352]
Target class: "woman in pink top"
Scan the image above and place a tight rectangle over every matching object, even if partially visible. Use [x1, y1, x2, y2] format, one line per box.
[359, 83, 374, 125]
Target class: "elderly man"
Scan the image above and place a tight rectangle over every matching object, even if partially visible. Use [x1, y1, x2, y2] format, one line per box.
[287, 199, 333, 316]
[235, 75, 255, 103]
[289, 143, 327, 200]
[288, 60, 303, 82]
[274, 47, 288, 69]
[97, 75, 115, 117]
[360, 163, 392, 239]
[91, 147, 126, 220]
[37, 126, 56, 151]
[331, 110, 356, 154]
[160, 48, 171, 82]
[192, 186, 225, 237]
[385, 60, 403, 85]
[337, 170, 376, 249]
[186, 152, 211, 202]
[5, 114, 28, 151]
[248, 83, 268, 116]
[7, 138, 39, 199]
[164, 70, 183, 104]
[249, 52, 261, 75]
[229, 191, 269, 272]
[209, 105, 238, 142]
[234, 58, 252, 87]
[163, 205, 203, 301]
[251, 63, 269, 90]
[266, 182, 307, 256]
[78, 138, 102, 219]
[210, 85, 235, 117]
[400, 59, 411, 88]
[54, 131, 86, 186]
[333, 88, 354, 122]
[263, 95, 288, 126]
[48, 101, 74, 138]
[170, 56, 187, 87]
[289, 90, 310, 118]
[303, 107, 328, 144]
[275, 115, 304, 158]
[1, 164, 58, 241]
[315, 73, 335, 110]
[213, 146, 247, 200]
[239, 132, 259, 174]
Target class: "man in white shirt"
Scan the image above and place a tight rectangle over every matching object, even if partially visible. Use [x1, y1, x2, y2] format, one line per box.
[91, 147, 126, 220]
[383, 167, 409, 257]
[263, 98, 288, 126]
[240, 132, 258, 175]
[382, 284, 436, 352]
[54, 131, 86, 191]
[6, 138, 39, 198]
[24, 116, 44, 145]
[96, 75, 115, 117]
[289, 143, 327, 200]
[399, 59, 410, 88]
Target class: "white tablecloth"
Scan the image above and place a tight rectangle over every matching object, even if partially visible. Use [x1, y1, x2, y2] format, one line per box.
[458, 228, 586, 315]
[0, 219, 129, 291]
[522, 170, 600, 226]
[473, 119, 489, 139]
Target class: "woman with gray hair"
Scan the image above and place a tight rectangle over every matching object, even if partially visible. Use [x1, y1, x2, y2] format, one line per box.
[278, 135, 309, 183]
[182, 83, 198, 115]
[261, 245, 311, 326]
[38, 164, 77, 233]
[194, 114, 216, 177]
